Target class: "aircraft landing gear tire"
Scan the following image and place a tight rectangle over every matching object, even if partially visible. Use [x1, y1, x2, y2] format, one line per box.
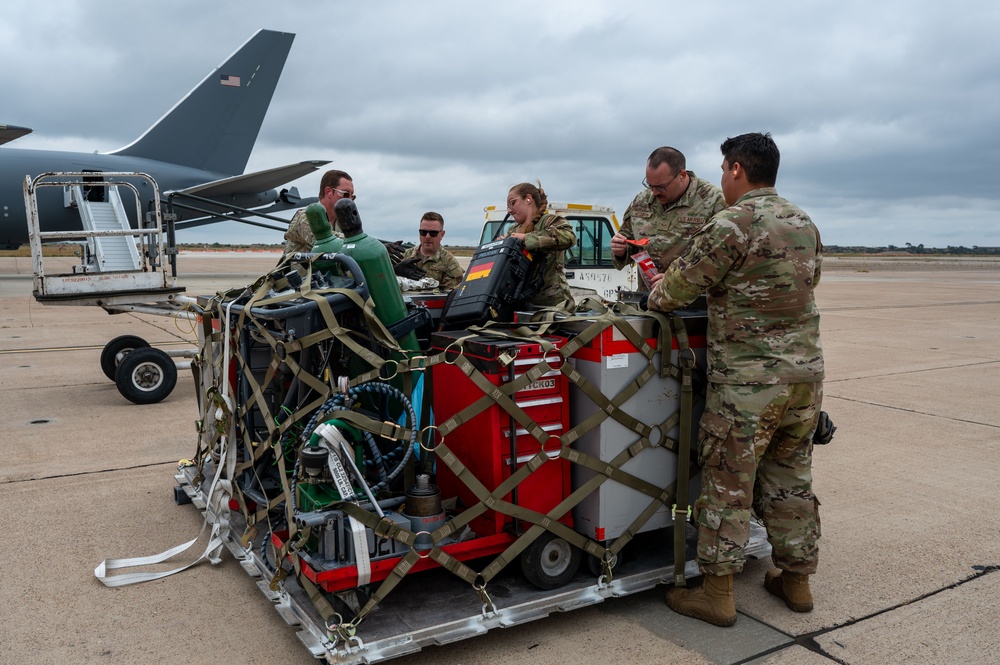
[101, 335, 150, 380]
[115, 347, 177, 404]
[520, 532, 582, 590]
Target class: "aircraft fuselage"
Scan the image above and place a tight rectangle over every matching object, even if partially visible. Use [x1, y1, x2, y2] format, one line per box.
[0, 148, 280, 249]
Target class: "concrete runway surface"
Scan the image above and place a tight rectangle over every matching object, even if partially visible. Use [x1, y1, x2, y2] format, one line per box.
[1, 252, 998, 664]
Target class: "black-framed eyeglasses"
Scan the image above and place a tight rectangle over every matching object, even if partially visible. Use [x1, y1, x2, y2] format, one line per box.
[419, 229, 441, 237]
[642, 171, 681, 193]
[331, 187, 356, 200]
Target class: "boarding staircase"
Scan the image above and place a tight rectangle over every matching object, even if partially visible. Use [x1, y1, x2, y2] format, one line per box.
[71, 184, 143, 273]
[24, 171, 185, 309]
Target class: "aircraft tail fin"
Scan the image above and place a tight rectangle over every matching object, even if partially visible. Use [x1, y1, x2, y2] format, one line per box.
[109, 29, 294, 175]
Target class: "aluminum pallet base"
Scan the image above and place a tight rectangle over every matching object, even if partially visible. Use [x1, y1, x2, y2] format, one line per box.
[174, 466, 772, 664]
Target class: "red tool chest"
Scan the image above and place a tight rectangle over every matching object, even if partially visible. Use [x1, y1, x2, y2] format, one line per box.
[430, 331, 572, 536]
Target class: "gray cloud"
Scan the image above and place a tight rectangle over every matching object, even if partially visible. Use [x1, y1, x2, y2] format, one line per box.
[3, 0, 999, 247]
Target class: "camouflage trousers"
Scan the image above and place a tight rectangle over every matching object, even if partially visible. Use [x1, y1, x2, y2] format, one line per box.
[694, 381, 822, 576]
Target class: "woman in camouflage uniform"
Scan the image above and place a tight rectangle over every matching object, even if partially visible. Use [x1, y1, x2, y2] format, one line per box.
[505, 181, 577, 311]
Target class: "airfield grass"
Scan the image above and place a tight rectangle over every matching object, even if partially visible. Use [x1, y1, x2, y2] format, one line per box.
[0, 245, 81, 257]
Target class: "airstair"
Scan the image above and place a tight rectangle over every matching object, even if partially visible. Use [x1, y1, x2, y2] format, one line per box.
[24, 171, 185, 308]
[72, 184, 143, 272]
[24, 172, 199, 404]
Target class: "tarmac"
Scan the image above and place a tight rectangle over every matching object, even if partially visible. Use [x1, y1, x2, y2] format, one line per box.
[1, 251, 998, 665]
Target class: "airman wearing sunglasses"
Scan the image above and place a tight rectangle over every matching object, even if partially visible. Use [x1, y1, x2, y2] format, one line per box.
[611, 147, 725, 290]
[398, 212, 464, 290]
[282, 169, 355, 259]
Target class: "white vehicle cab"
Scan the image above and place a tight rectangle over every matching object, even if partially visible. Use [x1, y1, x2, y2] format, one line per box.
[480, 202, 638, 300]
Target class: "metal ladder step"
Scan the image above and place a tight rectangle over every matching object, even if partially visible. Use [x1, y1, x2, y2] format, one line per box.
[76, 187, 142, 271]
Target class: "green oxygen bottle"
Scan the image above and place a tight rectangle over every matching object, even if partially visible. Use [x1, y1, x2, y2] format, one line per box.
[333, 198, 420, 353]
[306, 203, 344, 255]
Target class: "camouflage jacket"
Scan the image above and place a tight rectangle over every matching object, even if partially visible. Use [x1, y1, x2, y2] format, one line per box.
[507, 213, 577, 310]
[400, 245, 465, 290]
[614, 172, 726, 289]
[647, 187, 824, 385]
[282, 207, 344, 258]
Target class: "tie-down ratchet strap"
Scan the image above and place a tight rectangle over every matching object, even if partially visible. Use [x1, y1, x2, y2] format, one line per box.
[319, 308, 699, 629]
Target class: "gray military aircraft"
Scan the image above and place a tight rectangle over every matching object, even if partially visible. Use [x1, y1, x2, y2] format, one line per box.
[0, 29, 328, 250]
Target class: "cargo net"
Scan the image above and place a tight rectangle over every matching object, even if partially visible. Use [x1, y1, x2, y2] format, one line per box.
[185, 258, 703, 650]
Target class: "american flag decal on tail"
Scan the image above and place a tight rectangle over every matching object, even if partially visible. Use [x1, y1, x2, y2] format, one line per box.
[220, 74, 241, 87]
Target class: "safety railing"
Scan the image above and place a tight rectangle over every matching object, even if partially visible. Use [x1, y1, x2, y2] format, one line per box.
[23, 171, 179, 303]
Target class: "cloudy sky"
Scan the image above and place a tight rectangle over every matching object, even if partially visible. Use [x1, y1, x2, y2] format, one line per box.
[3, 1, 999, 248]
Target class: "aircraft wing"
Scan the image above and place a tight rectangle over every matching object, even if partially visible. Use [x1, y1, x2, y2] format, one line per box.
[0, 124, 32, 146]
[169, 160, 330, 198]
[173, 193, 318, 230]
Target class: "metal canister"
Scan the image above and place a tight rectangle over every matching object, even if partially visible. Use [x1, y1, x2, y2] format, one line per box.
[403, 474, 445, 549]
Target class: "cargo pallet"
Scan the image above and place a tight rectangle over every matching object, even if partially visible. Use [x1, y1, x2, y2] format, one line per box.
[146, 241, 770, 664]
[175, 464, 770, 664]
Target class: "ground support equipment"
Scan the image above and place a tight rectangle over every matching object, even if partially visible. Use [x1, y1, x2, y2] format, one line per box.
[164, 258, 772, 664]
[23, 171, 202, 402]
[174, 462, 771, 664]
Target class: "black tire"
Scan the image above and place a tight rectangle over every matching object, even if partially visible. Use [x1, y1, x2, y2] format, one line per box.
[115, 347, 177, 404]
[100, 335, 149, 380]
[520, 532, 582, 590]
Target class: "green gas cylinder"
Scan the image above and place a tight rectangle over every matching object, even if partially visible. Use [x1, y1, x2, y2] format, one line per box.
[333, 199, 420, 353]
[306, 203, 344, 254]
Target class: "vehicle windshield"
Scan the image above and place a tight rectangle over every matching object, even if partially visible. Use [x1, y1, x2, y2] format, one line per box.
[479, 218, 515, 245]
[478, 214, 617, 269]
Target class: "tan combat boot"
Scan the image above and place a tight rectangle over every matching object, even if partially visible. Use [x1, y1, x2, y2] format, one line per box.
[665, 573, 736, 627]
[764, 568, 813, 612]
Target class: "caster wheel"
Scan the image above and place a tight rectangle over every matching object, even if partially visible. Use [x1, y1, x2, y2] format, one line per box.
[520, 532, 581, 590]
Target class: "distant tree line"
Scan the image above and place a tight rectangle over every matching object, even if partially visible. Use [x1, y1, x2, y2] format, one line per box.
[825, 244, 1000, 256]
[176, 242, 1000, 256]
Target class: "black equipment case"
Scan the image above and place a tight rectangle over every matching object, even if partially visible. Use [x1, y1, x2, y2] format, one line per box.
[440, 237, 538, 328]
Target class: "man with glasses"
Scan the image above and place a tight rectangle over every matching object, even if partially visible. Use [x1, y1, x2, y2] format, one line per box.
[281, 169, 355, 259]
[398, 211, 464, 290]
[611, 147, 725, 290]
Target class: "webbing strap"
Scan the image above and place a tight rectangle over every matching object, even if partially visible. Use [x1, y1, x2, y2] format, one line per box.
[164, 267, 708, 630]
[94, 520, 226, 587]
[345, 331, 690, 614]
[426, 310, 695, 585]
[224, 269, 403, 533]
[433, 349, 555, 444]
[673, 319, 697, 586]
[95, 326, 240, 587]
[330, 506, 468, 628]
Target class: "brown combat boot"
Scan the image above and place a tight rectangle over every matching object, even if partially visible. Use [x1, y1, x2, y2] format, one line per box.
[764, 568, 813, 612]
[665, 573, 736, 627]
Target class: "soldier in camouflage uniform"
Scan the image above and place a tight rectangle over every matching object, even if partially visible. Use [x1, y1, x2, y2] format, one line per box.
[647, 133, 824, 627]
[611, 147, 726, 290]
[400, 212, 465, 290]
[281, 170, 354, 259]
[505, 181, 577, 311]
